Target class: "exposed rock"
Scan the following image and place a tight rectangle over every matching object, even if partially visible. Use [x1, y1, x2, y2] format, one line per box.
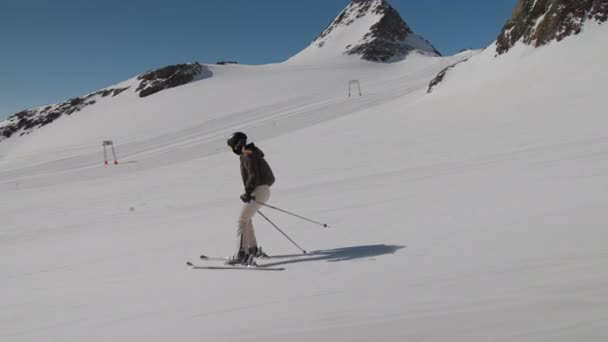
[427, 57, 473, 94]
[311, 0, 440, 62]
[136, 62, 209, 98]
[0, 62, 213, 141]
[216, 61, 238, 65]
[0, 86, 129, 140]
[348, 1, 440, 61]
[496, 0, 608, 54]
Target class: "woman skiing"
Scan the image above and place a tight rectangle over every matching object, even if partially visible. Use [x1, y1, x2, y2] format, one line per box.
[226, 132, 275, 265]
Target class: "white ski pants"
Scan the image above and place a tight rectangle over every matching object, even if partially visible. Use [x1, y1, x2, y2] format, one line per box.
[237, 185, 271, 251]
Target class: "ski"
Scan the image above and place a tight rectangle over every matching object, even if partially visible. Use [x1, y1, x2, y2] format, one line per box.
[199, 255, 230, 262]
[200, 254, 270, 261]
[186, 261, 285, 271]
[199, 253, 306, 261]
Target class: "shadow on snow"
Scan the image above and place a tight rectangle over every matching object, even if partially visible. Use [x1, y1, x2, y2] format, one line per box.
[262, 244, 405, 267]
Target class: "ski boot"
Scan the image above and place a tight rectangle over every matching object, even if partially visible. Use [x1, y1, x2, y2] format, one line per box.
[253, 246, 269, 259]
[226, 247, 268, 266]
[226, 248, 247, 266]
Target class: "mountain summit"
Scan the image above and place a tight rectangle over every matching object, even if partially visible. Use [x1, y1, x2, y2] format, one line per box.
[289, 0, 440, 63]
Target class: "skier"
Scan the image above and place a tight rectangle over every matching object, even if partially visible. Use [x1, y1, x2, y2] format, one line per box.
[226, 132, 276, 265]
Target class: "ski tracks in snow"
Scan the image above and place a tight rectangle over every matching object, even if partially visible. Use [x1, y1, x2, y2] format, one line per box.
[0, 59, 456, 192]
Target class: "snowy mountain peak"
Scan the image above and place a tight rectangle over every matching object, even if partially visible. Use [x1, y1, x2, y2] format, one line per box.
[289, 0, 440, 63]
[496, 0, 608, 54]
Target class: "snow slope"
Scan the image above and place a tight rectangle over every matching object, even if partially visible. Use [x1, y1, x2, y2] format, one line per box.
[1, 23, 608, 342]
[0, 52, 467, 187]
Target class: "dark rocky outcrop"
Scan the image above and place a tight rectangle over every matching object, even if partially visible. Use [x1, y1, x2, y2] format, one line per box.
[313, 0, 440, 62]
[427, 57, 473, 94]
[427, 0, 607, 93]
[216, 61, 238, 65]
[347, 1, 441, 61]
[1, 62, 213, 141]
[0, 87, 129, 139]
[135, 62, 210, 98]
[496, 0, 608, 54]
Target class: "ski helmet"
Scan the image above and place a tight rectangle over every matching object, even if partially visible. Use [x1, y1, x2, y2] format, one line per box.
[227, 132, 247, 155]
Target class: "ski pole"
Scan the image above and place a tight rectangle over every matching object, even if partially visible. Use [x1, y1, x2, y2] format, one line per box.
[254, 200, 330, 229]
[257, 210, 307, 254]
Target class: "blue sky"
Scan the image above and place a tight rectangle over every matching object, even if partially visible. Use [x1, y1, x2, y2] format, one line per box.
[0, 0, 516, 119]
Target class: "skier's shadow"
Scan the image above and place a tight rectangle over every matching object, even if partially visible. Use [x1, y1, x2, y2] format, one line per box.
[262, 244, 404, 267]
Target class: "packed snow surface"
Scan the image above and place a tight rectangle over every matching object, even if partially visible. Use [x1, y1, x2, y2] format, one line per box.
[1, 24, 607, 341]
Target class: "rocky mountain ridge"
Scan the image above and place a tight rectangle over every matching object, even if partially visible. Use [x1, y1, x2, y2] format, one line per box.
[297, 0, 440, 62]
[1, 63, 210, 140]
[496, 0, 608, 54]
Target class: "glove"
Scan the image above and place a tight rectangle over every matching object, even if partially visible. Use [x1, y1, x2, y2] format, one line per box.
[240, 193, 255, 203]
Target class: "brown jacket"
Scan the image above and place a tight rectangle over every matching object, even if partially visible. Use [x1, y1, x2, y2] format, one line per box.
[240, 143, 275, 194]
